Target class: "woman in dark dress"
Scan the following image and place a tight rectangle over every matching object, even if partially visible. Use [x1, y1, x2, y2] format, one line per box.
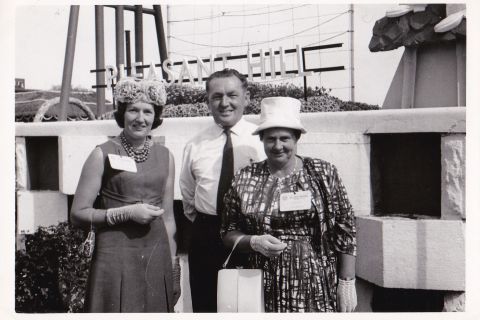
[221, 97, 357, 312]
[71, 73, 180, 312]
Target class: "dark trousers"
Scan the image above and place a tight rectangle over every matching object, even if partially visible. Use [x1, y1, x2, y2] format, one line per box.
[188, 212, 227, 313]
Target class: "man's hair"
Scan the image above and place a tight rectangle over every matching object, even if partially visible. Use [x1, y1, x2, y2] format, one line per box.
[205, 68, 248, 93]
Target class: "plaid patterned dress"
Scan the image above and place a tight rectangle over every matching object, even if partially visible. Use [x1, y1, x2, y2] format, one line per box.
[221, 157, 356, 312]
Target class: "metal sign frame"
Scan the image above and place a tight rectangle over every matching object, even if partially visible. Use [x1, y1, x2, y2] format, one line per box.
[90, 43, 345, 101]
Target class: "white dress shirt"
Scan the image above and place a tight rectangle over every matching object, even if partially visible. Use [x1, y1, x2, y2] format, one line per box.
[180, 118, 266, 220]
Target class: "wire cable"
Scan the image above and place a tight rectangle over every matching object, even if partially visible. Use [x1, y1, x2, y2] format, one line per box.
[305, 31, 348, 47]
[170, 11, 349, 49]
[171, 12, 348, 37]
[168, 4, 311, 23]
[220, 4, 283, 15]
[170, 30, 347, 55]
[291, 5, 296, 47]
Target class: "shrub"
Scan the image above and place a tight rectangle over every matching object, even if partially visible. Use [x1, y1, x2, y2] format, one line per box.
[98, 82, 378, 119]
[248, 82, 330, 100]
[163, 102, 210, 118]
[15, 222, 90, 313]
[165, 83, 206, 105]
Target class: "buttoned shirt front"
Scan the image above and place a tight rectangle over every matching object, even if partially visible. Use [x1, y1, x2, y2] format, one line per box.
[180, 118, 265, 219]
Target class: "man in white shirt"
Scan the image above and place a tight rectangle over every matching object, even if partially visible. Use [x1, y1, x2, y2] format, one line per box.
[180, 69, 265, 312]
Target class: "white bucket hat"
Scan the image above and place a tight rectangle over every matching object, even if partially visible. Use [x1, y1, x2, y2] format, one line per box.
[252, 97, 307, 135]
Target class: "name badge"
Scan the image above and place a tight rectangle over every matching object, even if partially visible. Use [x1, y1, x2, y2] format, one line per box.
[108, 154, 137, 173]
[279, 191, 312, 212]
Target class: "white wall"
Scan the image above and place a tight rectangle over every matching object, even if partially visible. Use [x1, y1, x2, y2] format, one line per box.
[15, 107, 466, 298]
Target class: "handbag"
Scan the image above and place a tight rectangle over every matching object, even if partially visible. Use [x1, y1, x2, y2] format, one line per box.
[79, 211, 95, 258]
[79, 227, 95, 258]
[217, 235, 265, 313]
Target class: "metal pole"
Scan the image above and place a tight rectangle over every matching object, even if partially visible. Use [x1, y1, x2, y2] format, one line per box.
[316, 4, 322, 87]
[105, 5, 155, 15]
[115, 5, 125, 79]
[349, 4, 355, 102]
[302, 48, 308, 101]
[95, 5, 106, 117]
[125, 30, 132, 76]
[134, 5, 144, 76]
[153, 5, 169, 79]
[166, 5, 171, 58]
[59, 5, 79, 122]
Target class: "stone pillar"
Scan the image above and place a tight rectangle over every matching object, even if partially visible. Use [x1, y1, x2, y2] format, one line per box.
[15, 137, 29, 251]
[355, 277, 374, 312]
[441, 134, 465, 220]
[15, 137, 30, 191]
[443, 291, 465, 312]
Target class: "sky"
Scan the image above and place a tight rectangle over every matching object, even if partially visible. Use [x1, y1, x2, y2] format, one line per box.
[14, 3, 404, 106]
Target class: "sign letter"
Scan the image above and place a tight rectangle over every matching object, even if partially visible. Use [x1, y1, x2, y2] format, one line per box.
[105, 65, 118, 89]
[247, 49, 266, 81]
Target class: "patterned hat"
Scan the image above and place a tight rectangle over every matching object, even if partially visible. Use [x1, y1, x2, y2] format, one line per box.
[114, 64, 167, 106]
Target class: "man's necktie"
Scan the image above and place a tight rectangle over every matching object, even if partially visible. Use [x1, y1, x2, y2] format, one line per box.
[217, 128, 234, 217]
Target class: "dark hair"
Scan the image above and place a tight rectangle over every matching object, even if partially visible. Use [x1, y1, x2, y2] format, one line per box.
[205, 68, 248, 93]
[114, 102, 164, 129]
[259, 128, 302, 141]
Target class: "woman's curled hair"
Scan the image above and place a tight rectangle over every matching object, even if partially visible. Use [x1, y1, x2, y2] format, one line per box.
[114, 102, 164, 129]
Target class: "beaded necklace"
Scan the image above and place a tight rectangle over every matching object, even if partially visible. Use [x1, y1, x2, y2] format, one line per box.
[120, 131, 151, 163]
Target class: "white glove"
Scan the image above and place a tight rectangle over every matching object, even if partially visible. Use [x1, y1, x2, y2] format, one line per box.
[337, 278, 357, 312]
[106, 203, 164, 225]
[250, 235, 287, 258]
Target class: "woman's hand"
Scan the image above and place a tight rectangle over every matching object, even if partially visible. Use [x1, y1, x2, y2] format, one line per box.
[337, 278, 357, 312]
[106, 203, 164, 225]
[130, 203, 164, 224]
[250, 234, 287, 258]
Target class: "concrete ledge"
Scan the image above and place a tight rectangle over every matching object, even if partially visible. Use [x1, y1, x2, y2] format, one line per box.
[15, 108, 464, 203]
[359, 107, 465, 133]
[15, 108, 464, 211]
[20, 122, 375, 206]
[15, 107, 465, 137]
[356, 216, 465, 291]
[16, 190, 68, 233]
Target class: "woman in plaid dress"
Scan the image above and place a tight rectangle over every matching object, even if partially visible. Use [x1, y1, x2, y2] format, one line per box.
[220, 97, 357, 312]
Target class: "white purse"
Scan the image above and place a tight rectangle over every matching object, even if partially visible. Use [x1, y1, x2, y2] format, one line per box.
[217, 235, 265, 312]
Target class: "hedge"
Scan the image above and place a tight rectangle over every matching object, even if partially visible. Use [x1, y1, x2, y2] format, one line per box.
[164, 82, 379, 117]
[16, 223, 89, 313]
[101, 82, 378, 119]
